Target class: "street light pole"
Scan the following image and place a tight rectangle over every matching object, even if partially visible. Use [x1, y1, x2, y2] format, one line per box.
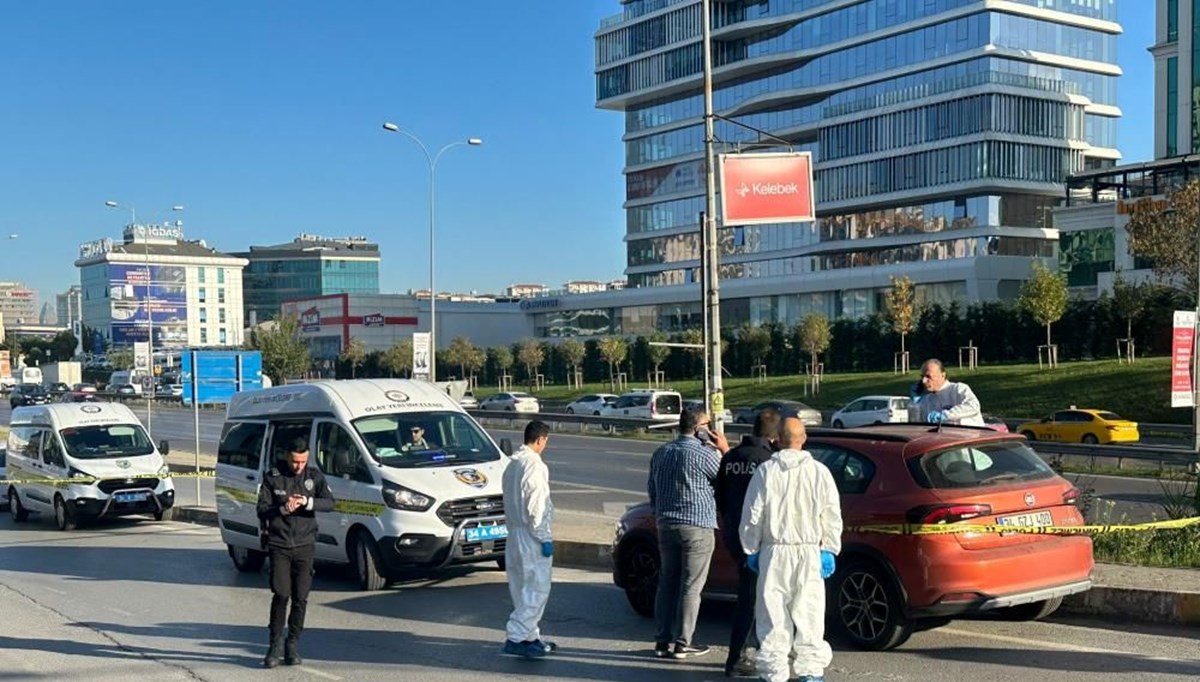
[700, 0, 726, 430]
[382, 123, 482, 382]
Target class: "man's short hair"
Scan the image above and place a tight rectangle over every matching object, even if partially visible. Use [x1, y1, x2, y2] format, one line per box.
[922, 358, 945, 374]
[288, 437, 309, 455]
[753, 407, 782, 438]
[524, 420, 550, 445]
[679, 406, 704, 434]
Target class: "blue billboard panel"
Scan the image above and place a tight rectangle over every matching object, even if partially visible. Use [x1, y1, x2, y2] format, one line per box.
[109, 264, 189, 347]
[181, 350, 264, 406]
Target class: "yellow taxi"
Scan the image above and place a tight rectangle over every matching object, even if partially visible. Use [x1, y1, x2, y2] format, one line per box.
[1016, 407, 1140, 444]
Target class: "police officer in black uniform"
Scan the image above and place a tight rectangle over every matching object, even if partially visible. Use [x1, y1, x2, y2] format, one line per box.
[714, 407, 781, 677]
[256, 437, 335, 668]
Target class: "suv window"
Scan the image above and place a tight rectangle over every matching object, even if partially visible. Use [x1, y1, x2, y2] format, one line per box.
[908, 441, 1056, 489]
[217, 422, 266, 470]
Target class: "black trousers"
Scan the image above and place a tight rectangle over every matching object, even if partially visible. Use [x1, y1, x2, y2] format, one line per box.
[269, 544, 315, 642]
[726, 559, 759, 668]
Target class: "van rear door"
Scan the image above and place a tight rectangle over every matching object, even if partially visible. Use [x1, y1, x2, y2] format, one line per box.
[215, 421, 268, 544]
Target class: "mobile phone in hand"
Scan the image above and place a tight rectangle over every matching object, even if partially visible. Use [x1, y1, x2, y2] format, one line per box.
[695, 427, 713, 445]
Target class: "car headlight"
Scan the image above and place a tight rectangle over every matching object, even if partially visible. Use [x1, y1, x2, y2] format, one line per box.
[157, 465, 171, 477]
[381, 482, 435, 512]
[67, 467, 95, 483]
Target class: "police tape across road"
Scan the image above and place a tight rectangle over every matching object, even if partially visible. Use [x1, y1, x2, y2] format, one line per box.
[846, 515, 1200, 536]
[0, 470, 218, 486]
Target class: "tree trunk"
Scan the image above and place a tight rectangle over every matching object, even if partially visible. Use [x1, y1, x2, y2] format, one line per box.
[1045, 323, 1051, 348]
[1127, 318, 1132, 340]
[901, 332, 906, 355]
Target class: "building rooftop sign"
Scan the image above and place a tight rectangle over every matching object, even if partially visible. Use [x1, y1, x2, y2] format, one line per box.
[123, 223, 184, 243]
[79, 238, 113, 259]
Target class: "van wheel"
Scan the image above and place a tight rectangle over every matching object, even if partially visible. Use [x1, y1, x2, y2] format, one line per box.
[9, 489, 29, 522]
[352, 530, 388, 591]
[566, 407, 574, 415]
[833, 420, 844, 429]
[153, 509, 166, 521]
[54, 496, 77, 531]
[996, 596, 1063, 621]
[618, 540, 659, 618]
[830, 559, 912, 651]
[228, 544, 267, 573]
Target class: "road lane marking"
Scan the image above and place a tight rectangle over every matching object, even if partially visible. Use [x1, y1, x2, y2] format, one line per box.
[555, 480, 643, 496]
[43, 587, 66, 595]
[297, 666, 343, 680]
[940, 626, 1200, 665]
[108, 607, 133, 617]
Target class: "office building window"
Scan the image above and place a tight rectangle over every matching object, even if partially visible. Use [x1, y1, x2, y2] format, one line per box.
[199, 308, 208, 324]
[1170, 0, 1179, 42]
[219, 328, 227, 345]
[1169, 57, 1179, 157]
[217, 268, 225, 284]
[219, 308, 226, 324]
[197, 268, 206, 283]
[218, 288, 226, 304]
[198, 287, 207, 303]
[200, 328, 208, 344]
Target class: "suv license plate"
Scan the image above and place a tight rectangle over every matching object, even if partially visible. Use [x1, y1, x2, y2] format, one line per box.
[465, 525, 508, 542]
[996, 511, 1053, 527]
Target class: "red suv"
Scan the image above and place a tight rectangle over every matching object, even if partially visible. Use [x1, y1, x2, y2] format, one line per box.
[612, 424, 1093, 650]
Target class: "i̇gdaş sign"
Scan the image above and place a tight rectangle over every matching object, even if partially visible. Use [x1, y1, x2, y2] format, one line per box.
[718, 152, 815, 226]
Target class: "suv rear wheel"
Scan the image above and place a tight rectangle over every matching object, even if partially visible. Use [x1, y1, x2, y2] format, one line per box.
[830, 558, 913, 651]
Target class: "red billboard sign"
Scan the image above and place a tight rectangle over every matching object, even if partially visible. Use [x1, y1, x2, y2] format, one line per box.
[718, 152, 815, 226]
[1172, 311, 1196, 408]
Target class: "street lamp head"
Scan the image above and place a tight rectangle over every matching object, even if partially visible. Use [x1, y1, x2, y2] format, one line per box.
[104, 201, 119, 208]
[382, 122, 400, 132]
[172, 205, 184, 211]
[467, 138, 483, 146]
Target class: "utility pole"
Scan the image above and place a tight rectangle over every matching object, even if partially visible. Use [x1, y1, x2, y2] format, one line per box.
[700, 0, 725, 431]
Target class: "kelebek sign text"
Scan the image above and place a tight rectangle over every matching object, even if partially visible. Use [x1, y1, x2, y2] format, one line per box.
[719, 152, 815, 226]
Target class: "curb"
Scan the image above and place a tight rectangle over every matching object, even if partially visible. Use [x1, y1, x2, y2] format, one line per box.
[165, 509, 1199, 628]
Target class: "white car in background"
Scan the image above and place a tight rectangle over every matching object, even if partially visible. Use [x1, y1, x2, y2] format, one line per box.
[478, 392, 540, 413]
[830, 395, 911, 428]
[565, 393, 617, 415]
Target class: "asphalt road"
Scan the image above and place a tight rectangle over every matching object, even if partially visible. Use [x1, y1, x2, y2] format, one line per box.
[0, 404, 1181, 524]
[1, 518, 1198, 681]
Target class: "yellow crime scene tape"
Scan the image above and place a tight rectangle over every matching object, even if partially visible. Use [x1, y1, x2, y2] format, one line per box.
[1, 470, 217, 486]
[213, 486, 385, 517]
[847, 516, 1200, 536]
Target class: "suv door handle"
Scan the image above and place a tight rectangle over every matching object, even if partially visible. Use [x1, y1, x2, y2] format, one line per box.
[244, 474, 255, 481]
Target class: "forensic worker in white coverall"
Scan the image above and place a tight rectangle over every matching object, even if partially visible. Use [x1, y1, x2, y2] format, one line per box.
[500, 420, 556, 659]
[909, 357, 985, 426]
[740, 417, 843, 682]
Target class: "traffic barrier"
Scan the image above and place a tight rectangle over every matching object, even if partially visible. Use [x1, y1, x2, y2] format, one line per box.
[848, 515, 1200, 536]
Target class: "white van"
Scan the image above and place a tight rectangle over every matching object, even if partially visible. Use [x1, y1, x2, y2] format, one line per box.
[108, 369, 149, 395]
[215, 379, 513, 590]
[6, 403, 175, 529]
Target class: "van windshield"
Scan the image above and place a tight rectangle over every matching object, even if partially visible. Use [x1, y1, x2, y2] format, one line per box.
[352, 411, 502, 469]
[60, 425, 155, 459]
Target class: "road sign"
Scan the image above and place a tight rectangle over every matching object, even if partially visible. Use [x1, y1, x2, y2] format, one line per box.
[718, 151, 815, 226]
[141, 374, 154, 393]
[1171, 311, 1195, 408]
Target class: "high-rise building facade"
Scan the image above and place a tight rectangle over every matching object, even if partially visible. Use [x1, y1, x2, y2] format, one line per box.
[234, 234, 380, 325]
[0, 281, 38, 325]
[1154, 0, 1188, 157]
[56, 285, 82, 331]
[594, 0, 1121, 324]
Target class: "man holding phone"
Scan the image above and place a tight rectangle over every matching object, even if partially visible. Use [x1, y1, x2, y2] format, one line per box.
[909, 358, 984, 426]
[647, 407, 728, 660]
[257, 437, 335, 668]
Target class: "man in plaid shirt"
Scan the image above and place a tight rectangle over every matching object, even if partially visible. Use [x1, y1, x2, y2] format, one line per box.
[647, 406, 729, 660]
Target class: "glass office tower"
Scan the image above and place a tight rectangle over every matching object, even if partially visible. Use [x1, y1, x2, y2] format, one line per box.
[235, 235, 380, 324]
[595, 0, 1121, 323]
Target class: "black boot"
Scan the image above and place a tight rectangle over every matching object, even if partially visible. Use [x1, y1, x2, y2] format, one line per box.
[285, 637, 303, 666]
[263, 637, 284, 668]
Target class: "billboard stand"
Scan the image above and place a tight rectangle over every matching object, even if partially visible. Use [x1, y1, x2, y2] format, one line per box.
[191, 350, 202, 505]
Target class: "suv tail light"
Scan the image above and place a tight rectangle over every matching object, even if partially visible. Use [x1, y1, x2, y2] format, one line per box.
[906, 503, 992, 525]
[1063, 486, 1080, 506]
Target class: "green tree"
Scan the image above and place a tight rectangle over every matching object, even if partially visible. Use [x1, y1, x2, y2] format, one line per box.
[339, 337, 367, 379]
[461, 342, 486, 381]
[885, 275, 918, 361]
[1112, 274, 1147, 342]
[597, 336, 628, 390]
[491, 346, 514, 378]
[443, 336, 483, 380]
[679, 327, 704, 377]
[1018, 260, 1070, 349]
[107, 348, 134, 371]
[646, 331, 671, 380]
[381, 339, 413, 377]
[250, 314, 312, 385]
[739, 325, 772, 370]
[49, 331, 78, 361]
[560, 338, 586, 382]
[517, 339, 545, 383]
[797, 314, 831, 373]
[1125, 179, 1200, 297]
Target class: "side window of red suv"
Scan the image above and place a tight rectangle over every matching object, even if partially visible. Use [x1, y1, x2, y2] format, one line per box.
[808, 444, 875, 495]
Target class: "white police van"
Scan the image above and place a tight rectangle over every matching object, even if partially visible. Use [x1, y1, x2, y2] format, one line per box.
[6, 403, 175, 529]
[216, 379, 512, 590]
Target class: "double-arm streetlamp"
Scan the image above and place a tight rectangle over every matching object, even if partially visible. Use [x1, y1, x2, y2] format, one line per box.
[381, 122, 482, 382]
[105, 201, 183, 435]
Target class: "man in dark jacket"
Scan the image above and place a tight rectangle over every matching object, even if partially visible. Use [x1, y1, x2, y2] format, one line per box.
[715, 407, 780, 677]
[256, 437, 335, 668]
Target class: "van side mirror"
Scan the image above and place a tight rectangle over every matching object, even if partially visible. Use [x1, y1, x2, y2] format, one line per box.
[159, 440, 170, 455]
[500, 438, 513, 456]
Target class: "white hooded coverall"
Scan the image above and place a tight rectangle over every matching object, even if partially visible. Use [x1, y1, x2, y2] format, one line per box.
[739, 449, 843, 682]
[502, 445, 554, 643]
[910, 380, 985, 426]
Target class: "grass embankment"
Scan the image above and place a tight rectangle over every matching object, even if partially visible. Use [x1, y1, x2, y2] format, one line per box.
[484, 357, 1181, 424]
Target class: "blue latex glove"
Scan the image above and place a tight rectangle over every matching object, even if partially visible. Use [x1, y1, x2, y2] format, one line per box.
[820, 550, 836, 579]
[927, 410, 947, 424]
[746, 553, 760, 574]
[541, 541, 554, 558]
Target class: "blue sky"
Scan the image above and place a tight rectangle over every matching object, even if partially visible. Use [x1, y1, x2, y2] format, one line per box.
[0, 2, 1156, 308]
